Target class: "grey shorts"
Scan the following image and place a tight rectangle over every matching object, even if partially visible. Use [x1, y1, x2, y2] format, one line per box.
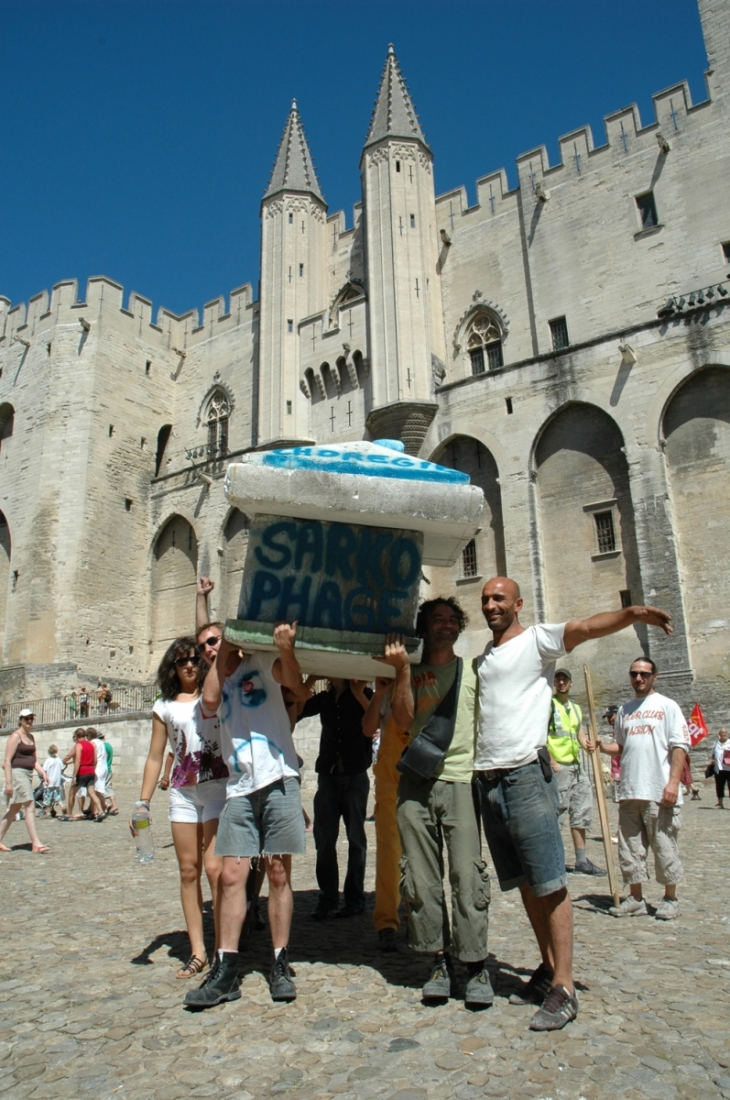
[556, 764, 593, 830]
[216, 776, 305, 859]
[478, 760, 568, 898]
[618, 799, 683, 886]
[10, 768, 34, 804]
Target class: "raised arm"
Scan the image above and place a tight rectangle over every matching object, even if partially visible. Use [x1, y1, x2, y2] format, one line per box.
[563, 605, 673, 653]
[362, 677, 392, 739]
[271, 622, 302, 693]
[379, 634, 414, 732]
[203, 637, 234, 714]
[196, 576, 214, 632]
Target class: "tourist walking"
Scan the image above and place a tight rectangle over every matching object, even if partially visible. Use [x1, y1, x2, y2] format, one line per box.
[135, 636, 229, 979]
[710, 727, 730, 808]
[0, 709, 50, 853]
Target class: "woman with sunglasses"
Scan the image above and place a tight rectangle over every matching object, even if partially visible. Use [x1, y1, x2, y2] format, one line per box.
[135, 636, 229, 978]
[0, 709, 50, 853]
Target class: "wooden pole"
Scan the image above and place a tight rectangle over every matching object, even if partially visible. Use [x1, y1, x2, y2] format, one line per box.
[583, 664, 621, 907]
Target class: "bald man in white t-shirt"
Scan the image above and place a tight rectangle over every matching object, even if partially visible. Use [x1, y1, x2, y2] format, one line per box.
[475, 577, 673, 1032]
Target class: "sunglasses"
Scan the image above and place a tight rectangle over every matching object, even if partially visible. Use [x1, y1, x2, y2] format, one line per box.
[200, 635, 221, 648]
[20, 715, 35, 721]
[629, 670, 652, 679]
[175, 654, 201, 669]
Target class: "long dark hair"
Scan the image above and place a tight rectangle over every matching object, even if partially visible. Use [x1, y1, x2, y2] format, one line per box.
[156, 636, 205, 701]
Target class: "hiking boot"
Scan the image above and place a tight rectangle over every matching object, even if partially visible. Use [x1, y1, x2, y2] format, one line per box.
[609, 896, 648, 918]
[508, 962, 554, 1006]
[464, 961, 494, 1007]
[269, 948, 296, 1002]
[421, 954, 454, 1002]
[377, 928, 398, 953]
[573, 857, 606, 876]
[184, 952, 240, 1009]
[655, 896, 680, 921]
[529, 983, 579, 1031]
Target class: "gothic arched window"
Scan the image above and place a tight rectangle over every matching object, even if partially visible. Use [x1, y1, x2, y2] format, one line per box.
[206, 391, 231, 456]
[466, 312, 503, 375]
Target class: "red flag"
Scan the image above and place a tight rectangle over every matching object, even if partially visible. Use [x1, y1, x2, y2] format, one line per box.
[688, 703, 708, 747]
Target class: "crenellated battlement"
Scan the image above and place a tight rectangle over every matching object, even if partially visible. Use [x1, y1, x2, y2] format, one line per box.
[0, 275, 256, 350]
[436, 72, 714, 220]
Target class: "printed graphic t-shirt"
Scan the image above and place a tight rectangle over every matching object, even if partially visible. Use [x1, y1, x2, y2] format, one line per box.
[408, 658, 478, 784]
[476, 623, 567, 770]
[219, 652, 300, 798]
[614, 691, 690, 804]
[152, 696, 229, 788]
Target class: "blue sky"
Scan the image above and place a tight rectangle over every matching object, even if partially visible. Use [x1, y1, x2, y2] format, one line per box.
[1, 0, 708, 318]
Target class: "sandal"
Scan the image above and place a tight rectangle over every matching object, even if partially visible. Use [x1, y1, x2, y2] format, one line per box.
[176, 955, 208, 979]
[0, 844, 11, 852]
[32, 844, 51, 854]
[108, 809, 120, 816]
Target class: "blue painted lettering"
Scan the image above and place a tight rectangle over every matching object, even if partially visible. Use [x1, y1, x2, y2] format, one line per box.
[276, 575, 312, 622]
[312, 581, 343, 629]
[357, 528, 392, 588]
[248, 571, 281, 618]
[377, 590, 408, 631]
[295, 521, 323, 574]
[389, 537, 421, 588]
[325, 524, 358, 580]
[343, 588, 375, 631]
[254, 521, 296, 569]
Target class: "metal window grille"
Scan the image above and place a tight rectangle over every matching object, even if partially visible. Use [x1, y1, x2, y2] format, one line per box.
[461, 539, 478, 578]
[470, 348, 485, 376]
[549, 317, 570, 350]
[594, 511, 616, 554]
[487, 341, 504, 370]
[636, 191, 658, 229]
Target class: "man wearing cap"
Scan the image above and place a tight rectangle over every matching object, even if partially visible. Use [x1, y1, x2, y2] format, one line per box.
[548, 669, 604, 876]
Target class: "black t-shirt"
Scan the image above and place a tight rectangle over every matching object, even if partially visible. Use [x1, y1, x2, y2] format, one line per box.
[299, 685, 373, 775]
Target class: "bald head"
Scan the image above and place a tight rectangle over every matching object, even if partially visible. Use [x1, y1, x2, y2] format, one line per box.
[481, 577, 524, 638]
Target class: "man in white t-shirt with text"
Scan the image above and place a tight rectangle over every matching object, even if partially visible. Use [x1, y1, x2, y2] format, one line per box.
[184, 622, 306, 1010]
[475, 577, 672, 1031]
[599, 657, 689, 921]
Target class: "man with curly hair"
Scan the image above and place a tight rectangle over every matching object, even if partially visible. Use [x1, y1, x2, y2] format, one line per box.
[379, 597, 492, 1007]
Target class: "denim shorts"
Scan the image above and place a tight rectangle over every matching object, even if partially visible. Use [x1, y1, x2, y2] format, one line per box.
[477, 760, 568, 898]
[216, 775, 305, 859]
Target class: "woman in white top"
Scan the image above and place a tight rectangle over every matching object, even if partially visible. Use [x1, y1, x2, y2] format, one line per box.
[88, 728, 108, 806]
[136, 636, 229, 979]
[711, 727, 730, 809]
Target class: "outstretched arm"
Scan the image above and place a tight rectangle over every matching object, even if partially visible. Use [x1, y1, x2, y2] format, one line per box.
[271, 622, 302, 693]
[563, 605, 672, 653]
[196, 576, 214, 632]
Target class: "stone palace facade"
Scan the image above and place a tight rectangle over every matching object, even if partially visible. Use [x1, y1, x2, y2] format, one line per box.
[1, 0, 728, 714]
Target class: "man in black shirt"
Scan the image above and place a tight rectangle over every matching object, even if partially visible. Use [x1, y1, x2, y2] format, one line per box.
[299, 679, 373, 919]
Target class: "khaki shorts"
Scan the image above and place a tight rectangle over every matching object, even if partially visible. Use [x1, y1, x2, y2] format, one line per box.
[618, 799, 683, 886]
[10, 768, 35, 804]
[555, 763, 593, 829]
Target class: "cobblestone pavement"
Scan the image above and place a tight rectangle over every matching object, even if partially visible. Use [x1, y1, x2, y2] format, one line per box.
[2, 780, 729, 1100]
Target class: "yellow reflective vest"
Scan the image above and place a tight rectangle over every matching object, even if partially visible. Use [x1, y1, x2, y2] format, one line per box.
[547, 697, 583, 765]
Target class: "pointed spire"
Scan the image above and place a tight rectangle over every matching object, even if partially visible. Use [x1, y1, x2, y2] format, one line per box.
[263, 99, 325, 203]
[364, 44, 428, 150]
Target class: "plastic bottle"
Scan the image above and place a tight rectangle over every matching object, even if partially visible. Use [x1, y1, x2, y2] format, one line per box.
[132, 801, 154, 863]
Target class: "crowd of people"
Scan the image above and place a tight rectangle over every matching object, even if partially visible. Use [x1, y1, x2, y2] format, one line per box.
[3, 572, 724, 1034]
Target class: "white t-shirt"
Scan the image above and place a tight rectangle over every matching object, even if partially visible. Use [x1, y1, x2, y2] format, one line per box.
[476, 623, 567, 770]
[43, 757, 63, 787]
[713, 739, 730, 773]
[218, 652, 299, 799]
[93, 739, 108, 779]
[152, 696, 229, 788]
[614, 691, 690, 804]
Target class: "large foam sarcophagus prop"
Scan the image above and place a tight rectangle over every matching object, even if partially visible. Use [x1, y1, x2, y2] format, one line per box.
[223, 439, 484, 679]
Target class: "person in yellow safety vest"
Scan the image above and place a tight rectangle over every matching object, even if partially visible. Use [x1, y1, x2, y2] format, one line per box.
[547, 669, 606, 876]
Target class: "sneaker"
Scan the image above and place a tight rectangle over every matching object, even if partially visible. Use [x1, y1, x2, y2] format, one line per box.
[529, 983, 579, 1031]
[573, 858, 606, 876]
[464, 961, 494, 1007]
[184, 952, 241, 1009]
[269, 948, 297, 1002]
[655, 896, 680, 921]
[421, 954, 454, 1002]
[508, 962, 554, 1006]
[609, 896, 648, 918]
[377, 928, 398, 953]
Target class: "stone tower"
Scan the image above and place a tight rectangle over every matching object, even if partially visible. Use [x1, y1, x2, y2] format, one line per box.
[258, 100, 327, 448]
[360, 45, 446, 454]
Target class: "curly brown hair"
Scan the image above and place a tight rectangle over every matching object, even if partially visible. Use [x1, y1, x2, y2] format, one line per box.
[156, 636, 205, 701]
[416, 596, 468, 637]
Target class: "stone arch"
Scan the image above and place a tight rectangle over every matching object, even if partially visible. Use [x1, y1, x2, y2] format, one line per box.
[428, 435, 506, 624]
[150, 514, 198, 657]
[220, 507, 250, 620]
[0, 511, 10, 664]
[533, 404, 643, 676]
[662, 365, 730, 680]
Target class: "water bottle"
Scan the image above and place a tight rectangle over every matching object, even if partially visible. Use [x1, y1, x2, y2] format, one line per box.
[132, 801, 155, 863]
